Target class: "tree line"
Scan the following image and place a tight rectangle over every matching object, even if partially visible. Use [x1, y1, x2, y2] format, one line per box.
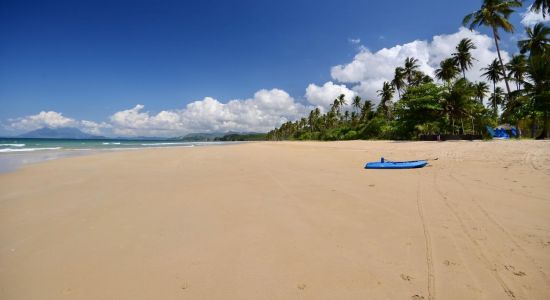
[267, 0, 549, 141]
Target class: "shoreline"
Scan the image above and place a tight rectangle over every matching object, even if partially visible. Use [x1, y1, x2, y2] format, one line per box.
[1, 140, 549, 299]
[0, 141, 242, 173]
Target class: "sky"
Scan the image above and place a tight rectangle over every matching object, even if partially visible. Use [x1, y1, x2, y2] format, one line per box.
[1, 0, 548, 137]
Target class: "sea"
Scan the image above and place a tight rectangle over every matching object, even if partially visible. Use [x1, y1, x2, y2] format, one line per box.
[0, 138, 231, 173]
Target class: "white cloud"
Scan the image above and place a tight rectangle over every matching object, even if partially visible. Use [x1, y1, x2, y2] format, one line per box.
[521, 6, 550, 26]
[8, 111, 77, 131]
[330, 27, 510, 102]
[108, 88, 309, 137]
[7, 111, 110, 135]
[348, 38, 361, 44]
[79, 120, 111, 135]
[305, 81, 357, 112]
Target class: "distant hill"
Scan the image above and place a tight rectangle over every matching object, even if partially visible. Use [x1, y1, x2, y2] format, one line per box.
[173, 132, 228, 141]
[174, 132, 266, 141]
[18, 127, 106, 139]
[215, 133, 267, 141]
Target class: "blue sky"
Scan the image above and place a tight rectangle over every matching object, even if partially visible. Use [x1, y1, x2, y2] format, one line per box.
[0, 0, 546, 136]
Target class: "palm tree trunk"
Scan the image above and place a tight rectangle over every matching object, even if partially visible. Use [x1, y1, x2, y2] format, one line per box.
[531, 113, 537, 138]
[492, 26, 512, 96]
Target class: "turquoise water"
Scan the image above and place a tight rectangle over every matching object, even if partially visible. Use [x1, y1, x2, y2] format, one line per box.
[0, 138, 230, 172]
[0, 138, 206, 152]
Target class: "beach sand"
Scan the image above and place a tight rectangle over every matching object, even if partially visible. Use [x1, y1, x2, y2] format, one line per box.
[1, 141, 549, 299]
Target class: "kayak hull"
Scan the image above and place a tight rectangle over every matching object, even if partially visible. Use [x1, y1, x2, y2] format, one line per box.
[365, 160, 428, 169]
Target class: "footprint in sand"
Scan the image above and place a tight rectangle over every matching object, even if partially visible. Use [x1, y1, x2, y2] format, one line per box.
[411, 295, 425, 300]
[180, 282, 189, 290]
[368, 184, 375, 187]
[62, 288, 72, 295]
[297, 283, 307, 290]
[400, 274, 413, 281]
[443, 260, 457, 266]
[513, 271, 526, 277]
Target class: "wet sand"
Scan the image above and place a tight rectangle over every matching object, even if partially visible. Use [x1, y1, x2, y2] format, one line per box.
[1, 140, 549, 299]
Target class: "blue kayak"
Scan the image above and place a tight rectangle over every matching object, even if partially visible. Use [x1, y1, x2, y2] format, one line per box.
[365, 158, 428, 169]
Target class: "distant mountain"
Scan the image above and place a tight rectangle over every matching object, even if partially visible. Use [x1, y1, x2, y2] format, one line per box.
[18, 127, 106, 139]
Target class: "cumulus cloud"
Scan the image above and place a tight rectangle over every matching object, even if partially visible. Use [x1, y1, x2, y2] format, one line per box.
[109, 88, 309, 137]
[9, 111, 77, 130]
[7, 111, 110, 135]
[521, 6, 550, 26]
[305, 81, 357, 112]
[330, 27, 510, 102]
[5, 89, 308, 137]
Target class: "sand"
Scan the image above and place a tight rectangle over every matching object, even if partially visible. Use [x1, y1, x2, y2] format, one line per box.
[1, 140, 549, 299]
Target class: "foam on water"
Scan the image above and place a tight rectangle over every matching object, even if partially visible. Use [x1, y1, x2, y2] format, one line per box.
[0, 147, 62, 153]
[0, 143, 25, 147]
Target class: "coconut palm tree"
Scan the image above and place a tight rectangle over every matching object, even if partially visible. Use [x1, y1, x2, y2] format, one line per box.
[506, 54, 528, 90]
[531, 0, 550, 17]
[482, 58, 503, 97]
[377, 81, 395, 118]
[463, 0, 522, 96]
[488, 87, 505, 117]
[441, 78, 476, 134]
[518, 22, 550, 57]
[435, 58, 460, 83]
[352, 96, 362, 114]
[452, 38, 477, 79]
[473, 81, 490, 104]
[523, 52, 550, 138]
[403, 57, 420, 86]
[360, 100, 373, 122]
[391, 67, 406, 97]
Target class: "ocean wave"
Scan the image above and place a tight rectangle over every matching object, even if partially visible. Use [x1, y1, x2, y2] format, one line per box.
[0, 147, 62, 153]
[0, 143, 25, 147]
[102, 142, 121, 145]
[140, 142, 193, 146]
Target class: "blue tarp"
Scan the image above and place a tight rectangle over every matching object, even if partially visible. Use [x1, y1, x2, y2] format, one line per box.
[486, 126, 513, 139]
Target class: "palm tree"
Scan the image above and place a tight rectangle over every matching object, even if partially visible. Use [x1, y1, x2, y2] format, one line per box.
[488, 87, 505, 117]
[482, 58, 503, 98]
[403, 57, 420, 86]
[531, 0, 550, 17]
[330, 99, 340, 116]
[473, 81, 490, 104]
[518, 22, 550, 57]
[352, 96, 362, 114]
[523, 52, 550, 138]
[463, 0, 522, 96]
[391, 67, 406, 97]
[360, 100, 373, 122]
[435, 58, 460, 83]
[452, 38, 477, 79]
[442, 78, 476, 134]
[506, 54, 528, 90]
[377, 81, 395, 118]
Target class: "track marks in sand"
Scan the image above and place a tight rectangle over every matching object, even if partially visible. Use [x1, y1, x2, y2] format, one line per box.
[415, 176, 435, 300]
[449, 170, 550, 288]
[432, 166, 517, 299]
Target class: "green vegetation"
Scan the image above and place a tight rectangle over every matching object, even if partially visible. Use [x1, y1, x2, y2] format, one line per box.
[215, 133, 267, 141]
[267, 1, 550, 141]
